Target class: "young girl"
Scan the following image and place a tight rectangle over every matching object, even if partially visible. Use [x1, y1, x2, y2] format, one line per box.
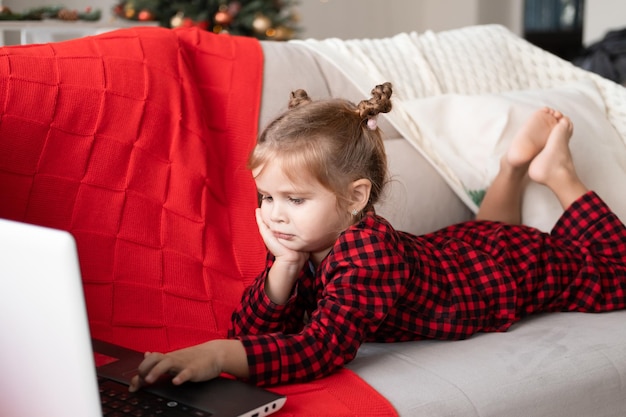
[130, 82, 626, 390]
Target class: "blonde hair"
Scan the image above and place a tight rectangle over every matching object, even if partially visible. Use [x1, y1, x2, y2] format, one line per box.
[248, 82, 393, 212]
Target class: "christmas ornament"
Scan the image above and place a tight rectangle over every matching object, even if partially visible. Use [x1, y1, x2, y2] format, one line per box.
[170, 11, 184, 28]
[252, 14, 272, 34]
[273, 25, 294, 41]
[214, 7, 232, 26]
[138, 9, 154, 21]
[124, 3, 136, 19]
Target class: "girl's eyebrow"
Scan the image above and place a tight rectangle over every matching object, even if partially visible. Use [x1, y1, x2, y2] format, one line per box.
[256, 185, 314, 196]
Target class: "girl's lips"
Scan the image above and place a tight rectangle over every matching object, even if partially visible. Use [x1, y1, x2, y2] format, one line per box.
[273, 231, 294, 240]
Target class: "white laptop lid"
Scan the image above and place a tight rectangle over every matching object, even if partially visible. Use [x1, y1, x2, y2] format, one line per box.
[0, 218, 102, 417]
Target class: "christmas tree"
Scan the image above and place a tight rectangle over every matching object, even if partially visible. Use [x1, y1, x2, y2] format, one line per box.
[113, 0, 300, 40]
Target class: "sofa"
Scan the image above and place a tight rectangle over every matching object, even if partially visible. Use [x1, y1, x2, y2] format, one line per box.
[1, 23, 625, 417]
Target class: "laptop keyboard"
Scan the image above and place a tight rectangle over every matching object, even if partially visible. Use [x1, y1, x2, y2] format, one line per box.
[99, 377, 212, 417]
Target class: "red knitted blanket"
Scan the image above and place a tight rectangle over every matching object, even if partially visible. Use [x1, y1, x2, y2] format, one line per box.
[0, 26, 396, 416]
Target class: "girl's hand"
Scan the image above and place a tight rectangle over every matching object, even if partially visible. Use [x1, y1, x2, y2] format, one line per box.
[255, 208, 307, 264]
[255, 208, 308, 304]
[128, 340, 248, 392]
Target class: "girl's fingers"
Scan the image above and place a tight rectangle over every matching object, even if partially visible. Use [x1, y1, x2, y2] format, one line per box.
[129, 352, 164, 392]
[171, 368, 193, 386]
[135, 352, 159, 378]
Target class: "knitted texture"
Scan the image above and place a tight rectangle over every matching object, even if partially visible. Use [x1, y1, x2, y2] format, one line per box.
[0, 26, 266, 351]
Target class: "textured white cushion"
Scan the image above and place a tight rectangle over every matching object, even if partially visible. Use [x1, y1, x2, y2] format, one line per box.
[401, 80, 626, 232]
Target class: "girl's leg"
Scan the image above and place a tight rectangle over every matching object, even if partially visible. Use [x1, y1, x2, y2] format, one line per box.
[476, 108, 563, 223]
[498, 112, 623, 315]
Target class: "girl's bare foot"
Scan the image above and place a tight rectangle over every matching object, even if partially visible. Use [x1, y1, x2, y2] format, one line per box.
[506, 107, 563, 168]
[528, 116, 588, 209]
[476, 108, 562, 223]
[528, 116, 575, 186]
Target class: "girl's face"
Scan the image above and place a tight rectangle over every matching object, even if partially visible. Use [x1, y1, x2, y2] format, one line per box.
[253, 160, 352, 264]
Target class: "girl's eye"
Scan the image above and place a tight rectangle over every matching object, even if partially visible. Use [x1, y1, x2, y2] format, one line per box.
[288, 197, 304, 205]
[260, 194, 273, 202]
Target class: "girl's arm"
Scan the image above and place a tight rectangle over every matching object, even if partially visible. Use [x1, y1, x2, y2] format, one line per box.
[229, 257, 312, 337]
[228, 208, 312, 337]
[264, 258, 303, 304]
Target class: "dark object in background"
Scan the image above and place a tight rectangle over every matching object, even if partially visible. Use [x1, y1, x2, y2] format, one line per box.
[525, 30, 583, 61]
[523, 0, 584, 61]
[573, 28, 626, 86]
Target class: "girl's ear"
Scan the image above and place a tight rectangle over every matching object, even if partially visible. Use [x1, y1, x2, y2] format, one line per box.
[349, 179, 372, 213]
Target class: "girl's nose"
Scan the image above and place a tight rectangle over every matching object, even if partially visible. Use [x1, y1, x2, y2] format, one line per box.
[269, 202, 286, 223]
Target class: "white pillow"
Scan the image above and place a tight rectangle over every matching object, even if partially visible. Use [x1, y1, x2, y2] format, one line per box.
[400, 81, 626, 232]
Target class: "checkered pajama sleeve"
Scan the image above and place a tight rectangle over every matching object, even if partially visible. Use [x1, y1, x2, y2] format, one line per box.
[229, 266, 308, 337]
[234, 229, 409, 385]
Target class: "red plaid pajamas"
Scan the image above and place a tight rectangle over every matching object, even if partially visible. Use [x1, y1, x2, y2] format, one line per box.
[229, 191, 626, 385]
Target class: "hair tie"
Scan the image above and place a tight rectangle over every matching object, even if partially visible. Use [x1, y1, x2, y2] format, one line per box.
[367, 117, 378, 130]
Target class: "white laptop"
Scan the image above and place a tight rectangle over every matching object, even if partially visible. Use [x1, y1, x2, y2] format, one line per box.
[0, 218, 286, 417]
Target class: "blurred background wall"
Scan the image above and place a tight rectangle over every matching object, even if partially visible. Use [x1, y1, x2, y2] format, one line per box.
[1, 0, 624, 47]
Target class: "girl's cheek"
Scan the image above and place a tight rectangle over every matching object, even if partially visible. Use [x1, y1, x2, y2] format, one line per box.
[259, 207, 269, 223]
[261, 206, 275, 226]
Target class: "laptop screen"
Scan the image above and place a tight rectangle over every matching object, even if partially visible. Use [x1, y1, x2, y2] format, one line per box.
[0, 218, 102, 417]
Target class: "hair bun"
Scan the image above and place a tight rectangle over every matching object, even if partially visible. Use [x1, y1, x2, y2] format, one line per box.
[357, 82, 393, 120]
[289, 89, 312, 109]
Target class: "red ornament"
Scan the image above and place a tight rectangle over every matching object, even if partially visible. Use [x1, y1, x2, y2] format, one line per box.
[138, 9, 154, 21]
[214, 10, 232, 26]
